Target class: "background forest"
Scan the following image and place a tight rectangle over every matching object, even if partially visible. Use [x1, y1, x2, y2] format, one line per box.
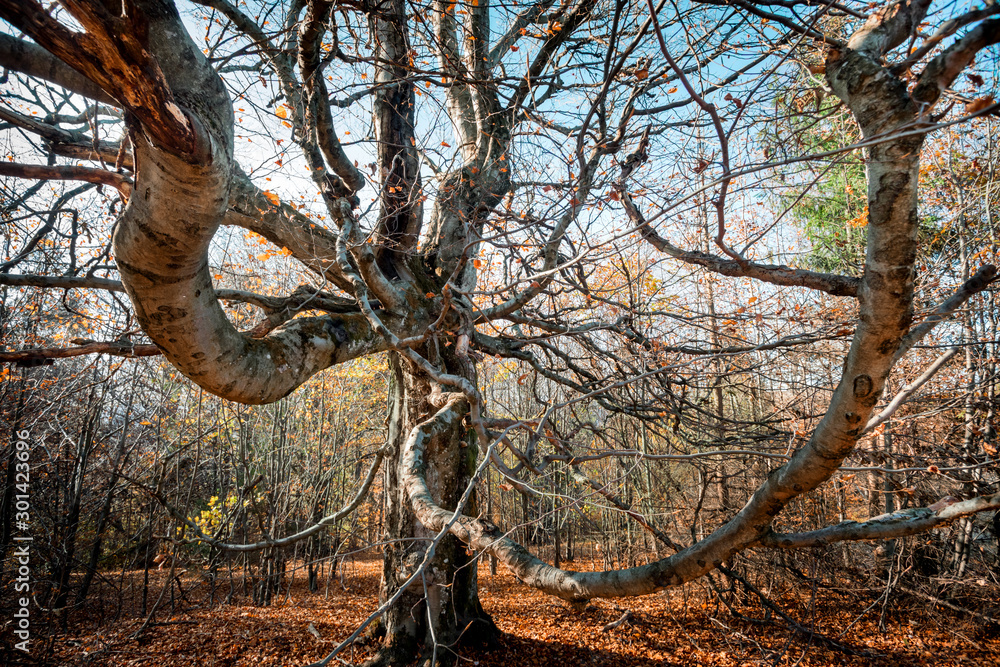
[0, 0, 999, 665]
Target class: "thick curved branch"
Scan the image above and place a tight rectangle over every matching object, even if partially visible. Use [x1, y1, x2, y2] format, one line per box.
[116, 135, 389, 404]
[6, 3, 400, 404]
[119, 144, 387, 403]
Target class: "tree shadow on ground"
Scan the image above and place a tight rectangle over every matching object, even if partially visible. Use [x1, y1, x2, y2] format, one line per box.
[457, 630, 683, 667]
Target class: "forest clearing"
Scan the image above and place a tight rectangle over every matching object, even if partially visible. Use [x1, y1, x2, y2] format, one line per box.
[2, 0, 1000, 665]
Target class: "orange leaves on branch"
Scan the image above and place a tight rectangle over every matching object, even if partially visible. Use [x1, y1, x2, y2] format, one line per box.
[965, 95, 995, 115]
[693, 158, 710, 174]
[723, 92, 744, 109]
[967, 73, 984, 87]
[848, 207, 869, 228]
[441, 141, 451, 147]
[264, 191, 281, 206]
[275, 105, 288, 119]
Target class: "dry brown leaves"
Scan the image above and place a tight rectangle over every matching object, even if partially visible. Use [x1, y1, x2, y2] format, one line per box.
[37, 556, 1000, 667]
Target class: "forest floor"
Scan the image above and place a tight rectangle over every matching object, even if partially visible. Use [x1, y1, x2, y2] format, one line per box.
[5, 553, 999, 667]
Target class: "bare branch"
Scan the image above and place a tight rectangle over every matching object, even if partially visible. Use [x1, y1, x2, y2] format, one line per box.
[863, 347, 959, 433]
[0, 341, 161, 364]
[760, 492, 1000, 548]
[0, 161, 131, 197]
[894, 264, 998, 362]
[912, 17, 1000, 109]
[622, 188, 860, 297]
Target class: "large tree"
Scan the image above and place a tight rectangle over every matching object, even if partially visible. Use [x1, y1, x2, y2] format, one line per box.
[1, 0, 999, 664]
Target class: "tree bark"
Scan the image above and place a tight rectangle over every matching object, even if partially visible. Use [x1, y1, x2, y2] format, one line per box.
[370, 353, 495, 666]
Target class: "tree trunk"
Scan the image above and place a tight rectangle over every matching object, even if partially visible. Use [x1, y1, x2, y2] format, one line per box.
[368, 353, 495, 666]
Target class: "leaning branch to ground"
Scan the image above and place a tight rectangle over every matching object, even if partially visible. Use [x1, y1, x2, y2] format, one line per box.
[759, 493, 1000, 548]
[404, 397, 1000, 603]
[399, 2, 1000, 604]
